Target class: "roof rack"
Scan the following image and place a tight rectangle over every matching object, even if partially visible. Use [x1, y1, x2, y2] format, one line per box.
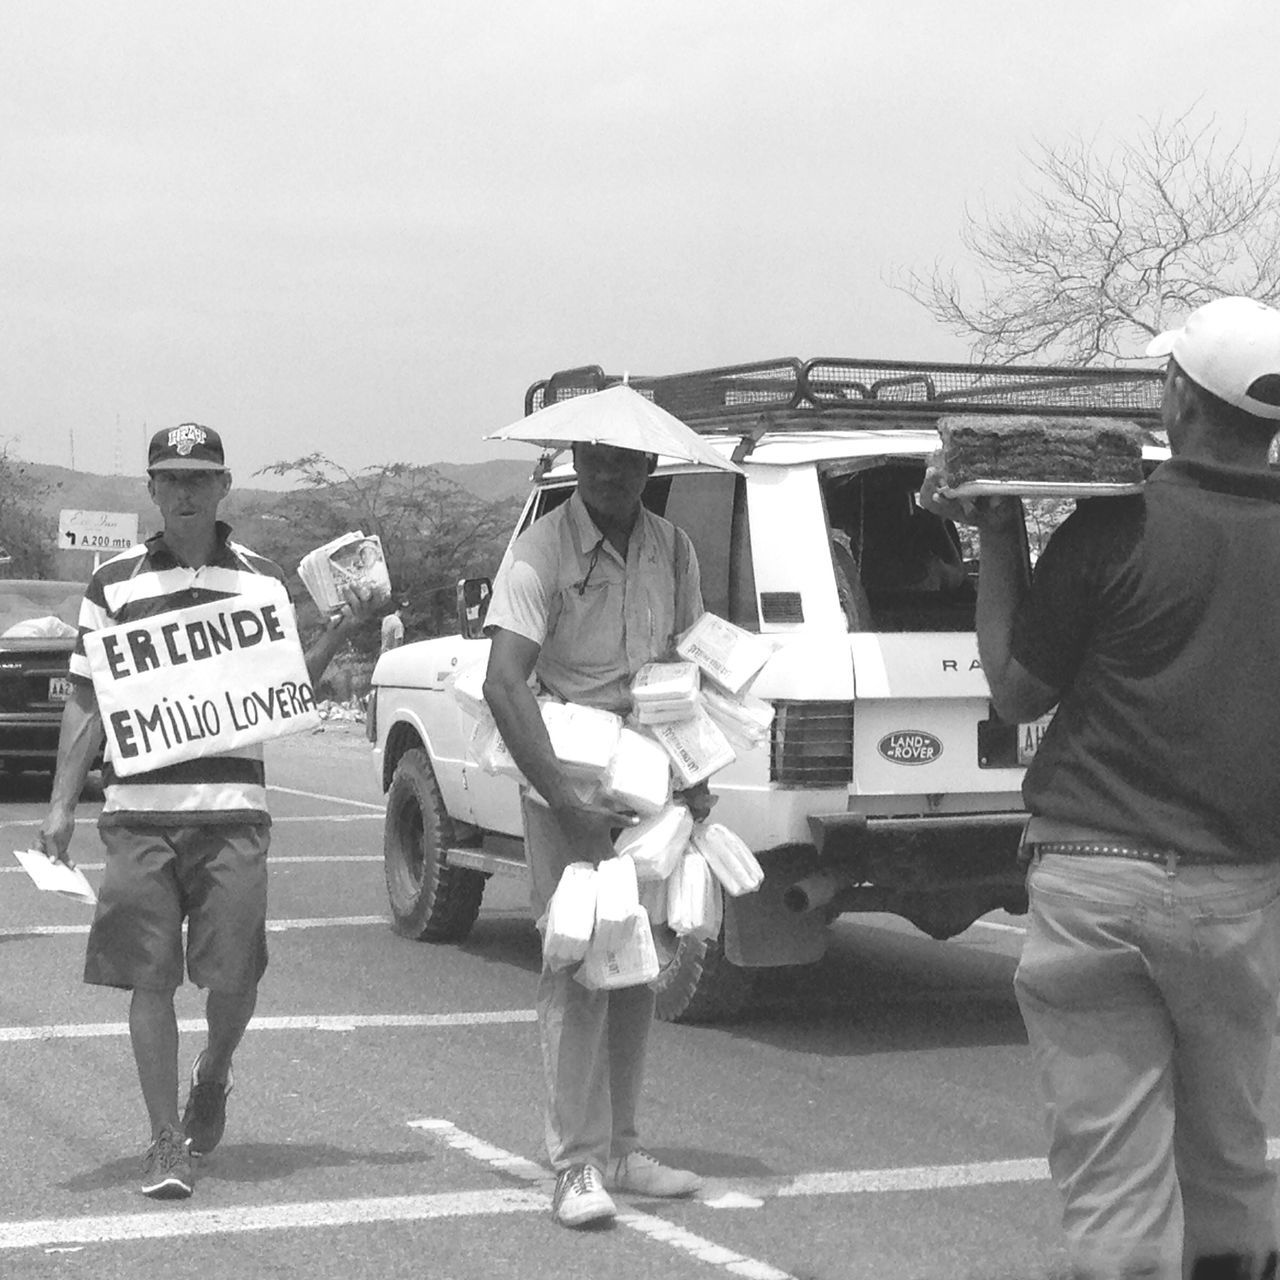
[525, 357, 1164, 433]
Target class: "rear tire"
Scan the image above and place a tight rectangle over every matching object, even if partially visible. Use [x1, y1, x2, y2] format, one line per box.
[651, 924, 756, 1023]
[384, 747, 486, 941]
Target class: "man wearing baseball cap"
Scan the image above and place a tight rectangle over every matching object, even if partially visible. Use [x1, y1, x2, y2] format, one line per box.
[39, 424, 375, 1200]
[922, 297, 1280, 1278]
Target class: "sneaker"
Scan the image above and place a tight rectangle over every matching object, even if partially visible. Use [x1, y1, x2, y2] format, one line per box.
[551, 1164, 616, 1228]
[140, 1125, 194, 1199]
[610, 1149, 702, 1198]
[181, 1051, 233, 1157]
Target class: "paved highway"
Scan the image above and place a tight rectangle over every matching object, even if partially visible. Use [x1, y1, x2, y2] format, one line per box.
[3, 719, 1278, 1279]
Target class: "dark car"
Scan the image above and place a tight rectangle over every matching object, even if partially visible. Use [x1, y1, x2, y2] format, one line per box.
[0, 579, 87, 773]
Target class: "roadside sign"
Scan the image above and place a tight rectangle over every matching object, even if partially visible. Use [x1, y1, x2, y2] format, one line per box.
[58, 509, 139, 554]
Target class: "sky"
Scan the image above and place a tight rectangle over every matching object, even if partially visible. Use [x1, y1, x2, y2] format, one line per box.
[3, 0, 1278, 486]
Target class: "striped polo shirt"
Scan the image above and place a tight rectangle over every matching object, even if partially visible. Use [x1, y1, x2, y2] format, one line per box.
[70, 523, 289, 827]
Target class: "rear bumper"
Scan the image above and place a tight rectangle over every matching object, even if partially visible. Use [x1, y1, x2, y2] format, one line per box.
[806, 810, 1028, 863]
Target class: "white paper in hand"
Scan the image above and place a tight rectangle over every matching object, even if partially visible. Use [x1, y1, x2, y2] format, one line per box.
[13, 848, 96, 905]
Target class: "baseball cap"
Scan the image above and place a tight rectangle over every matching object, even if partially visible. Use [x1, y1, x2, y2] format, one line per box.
[1146, 296, 1280, 421]
[147, 423, 227, 471]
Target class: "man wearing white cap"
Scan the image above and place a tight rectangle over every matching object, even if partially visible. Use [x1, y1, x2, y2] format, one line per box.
[922, 297, 1280, 1279]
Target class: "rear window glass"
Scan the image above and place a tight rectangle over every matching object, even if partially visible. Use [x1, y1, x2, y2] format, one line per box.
[0, 581, 84, 636]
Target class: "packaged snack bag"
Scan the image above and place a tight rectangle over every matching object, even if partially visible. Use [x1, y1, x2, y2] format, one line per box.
[467, 710, 524, 780]
[602, 727, 672, 817]
[575, 908, 659, 990]
[614, 802, 694, 881]
[666, 849, 722, 943]
[540, 701, 623, 779]
[690, 822, 764, 897]
[631, 661, 701, 724]
[637, 874, 668, 927]
[700, 685, 775, 752]
[543, 862, 597, 971]
[593, 854, 641, 952]
[649, 705, 736, 787]
[676, 612, 773, 695]
[448, 661, 489, 721]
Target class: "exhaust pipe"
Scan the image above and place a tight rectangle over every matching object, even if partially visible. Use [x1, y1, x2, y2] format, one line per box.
[783, 871, 849, 915]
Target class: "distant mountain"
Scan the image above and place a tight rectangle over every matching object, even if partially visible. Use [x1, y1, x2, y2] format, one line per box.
[432, 458, 539, 502]
[19, 456, 536, 519]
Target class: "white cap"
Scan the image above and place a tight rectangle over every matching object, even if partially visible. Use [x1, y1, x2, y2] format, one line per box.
[1146, 296, 1280, 421]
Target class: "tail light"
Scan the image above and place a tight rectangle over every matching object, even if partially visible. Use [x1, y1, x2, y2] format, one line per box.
[770, 701, 855, 788]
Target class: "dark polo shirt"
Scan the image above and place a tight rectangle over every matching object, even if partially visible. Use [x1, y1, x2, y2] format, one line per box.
[1013, 457, 1280, 864]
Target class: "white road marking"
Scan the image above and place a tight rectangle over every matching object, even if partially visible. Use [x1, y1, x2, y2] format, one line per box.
[267, 784, 384, 810]
[1, 854, 382, 876]
[0, 915, 390, 939]
[0, 1190, 547, 1251]
[0, 1010, 536, 1043]
[411, 1117, 799, 1280]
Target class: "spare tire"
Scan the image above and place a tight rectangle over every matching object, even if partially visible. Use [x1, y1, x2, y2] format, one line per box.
[384, 747, 486, 942]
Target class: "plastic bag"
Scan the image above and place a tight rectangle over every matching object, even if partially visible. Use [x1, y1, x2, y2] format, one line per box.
[700, 685, 774, 753]
[631, 661, 700, 724]
[601, 727, 672, 816]
[637, 874, 668, 927]
[543, 862, 597, 971]
[666, 850, 722, 943]
[649, 705, 736, 787]
[575, 907, 659, 990]
[540, 701, 623, 779]
[466, 710, 524, 779]
[593, 854, 640, 952]
[613, 803, 694, 882]
[690, 822, 764, 897]
[676, 611, 773, 695]
[448, 661, 489, 721]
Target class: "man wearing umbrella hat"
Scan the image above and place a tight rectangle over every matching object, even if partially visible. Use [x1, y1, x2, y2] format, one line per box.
[483, 389, 730, 1227]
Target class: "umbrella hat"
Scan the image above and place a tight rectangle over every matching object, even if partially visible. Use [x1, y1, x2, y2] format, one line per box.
[487, 384, 740, 473]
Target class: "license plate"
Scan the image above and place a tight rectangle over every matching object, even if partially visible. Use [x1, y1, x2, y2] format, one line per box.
[48, 676, 74, 702]
[1017, 715, 1053, 764]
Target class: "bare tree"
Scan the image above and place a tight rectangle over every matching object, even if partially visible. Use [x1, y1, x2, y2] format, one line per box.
[900, 111, 1280, 364]
[251, 453, 519, 650]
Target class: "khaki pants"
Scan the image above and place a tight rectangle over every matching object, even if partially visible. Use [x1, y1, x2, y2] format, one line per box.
[523, 794, 654, 1173]
[1015, 852, 1280, 1280]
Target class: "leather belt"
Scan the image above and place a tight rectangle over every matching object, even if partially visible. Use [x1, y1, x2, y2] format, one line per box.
[1026, 840, 1218, 869]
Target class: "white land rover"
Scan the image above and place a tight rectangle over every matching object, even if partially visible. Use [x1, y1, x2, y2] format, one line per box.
[368, 357, 1166, 1021]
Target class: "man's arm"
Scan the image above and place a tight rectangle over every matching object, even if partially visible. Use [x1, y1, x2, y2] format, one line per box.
[483, 628, 627, 861]
[304, 587, 378, 687]
[39, 681, 105, 865]
[919, 470, 1059, 724]
[483, 629, 579, 811]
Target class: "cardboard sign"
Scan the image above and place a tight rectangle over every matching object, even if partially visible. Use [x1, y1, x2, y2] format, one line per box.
[83, 581, 320, 775]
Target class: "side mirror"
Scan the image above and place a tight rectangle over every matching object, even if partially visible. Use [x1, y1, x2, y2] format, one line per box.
[457, 577, 492, 640]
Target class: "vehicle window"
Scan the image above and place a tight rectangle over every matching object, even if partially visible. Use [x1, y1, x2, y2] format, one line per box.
[0, 581, 83, 637]
[822, 465, 977, 633]
[646, 473, 758, 630]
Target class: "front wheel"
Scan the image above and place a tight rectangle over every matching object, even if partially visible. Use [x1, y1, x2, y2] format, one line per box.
[651, 924, 756, 1023]
[383, 747, 486, 941]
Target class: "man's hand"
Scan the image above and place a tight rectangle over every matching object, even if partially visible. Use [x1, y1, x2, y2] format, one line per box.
[918, 465, 1021, 534]
[674, 780, 716, 823]
[38, 806, 76, 867]
[331, 584, 381, 634]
